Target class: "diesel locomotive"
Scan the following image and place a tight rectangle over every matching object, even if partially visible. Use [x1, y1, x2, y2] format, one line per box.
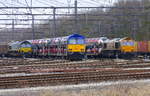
[86, 37, 135, 58]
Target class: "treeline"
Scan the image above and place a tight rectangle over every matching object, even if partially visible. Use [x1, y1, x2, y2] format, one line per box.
[44, 0, 150, 40]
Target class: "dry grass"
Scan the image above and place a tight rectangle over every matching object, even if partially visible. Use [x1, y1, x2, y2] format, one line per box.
[40, 83, 150, 96]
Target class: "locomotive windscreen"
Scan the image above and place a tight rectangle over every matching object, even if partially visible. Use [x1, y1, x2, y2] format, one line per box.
[68, 37, 85, 44]
[20, 44, 32, 48]
[68, 38, 76, 44]
[122, 41, 134, 46]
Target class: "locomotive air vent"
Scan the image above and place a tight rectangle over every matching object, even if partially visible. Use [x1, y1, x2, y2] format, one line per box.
[103, 43, 107, 49]
[115, 42, 120, 49]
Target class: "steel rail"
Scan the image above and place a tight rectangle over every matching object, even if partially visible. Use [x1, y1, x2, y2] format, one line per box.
[0, 6, 148, 9]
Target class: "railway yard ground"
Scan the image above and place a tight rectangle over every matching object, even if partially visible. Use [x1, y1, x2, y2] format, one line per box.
[1, 80, 150, 96]
[0, 57, 150, 96]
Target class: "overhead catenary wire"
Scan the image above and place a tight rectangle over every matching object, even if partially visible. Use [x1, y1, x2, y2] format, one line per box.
[90, 0, 115, 6]
[0, 0, 31, 19]
[80, 0, 102, 6]
[36, 0, 66, 7]
[67, 0, 71, 13]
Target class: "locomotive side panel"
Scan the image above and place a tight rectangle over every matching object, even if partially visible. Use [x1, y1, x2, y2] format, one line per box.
[8, 41, 21, 57]
[101, 38, 121, 58]
[103, 42, 116, 51]
[86, 38, 104, 56]
[133, 41, 138, 52]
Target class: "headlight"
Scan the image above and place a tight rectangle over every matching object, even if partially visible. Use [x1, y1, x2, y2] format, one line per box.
[81, 49, 85, 52]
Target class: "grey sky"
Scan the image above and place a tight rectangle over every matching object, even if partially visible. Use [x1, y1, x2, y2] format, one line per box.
[0, 0, 117, 29]
[0, 0, 116, 7]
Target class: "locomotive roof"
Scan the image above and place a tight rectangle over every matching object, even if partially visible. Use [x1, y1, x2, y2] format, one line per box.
[119, 37, 133, 41]
[20, 40, 32, 45]
[29, 38, 51, 44]
[86, 37, 108, 44]
[8, 41, 21, 46]
[68, 34, 85, 39]
[49, 34, 85, 44]
[23, 34, 85, 44]
[111, 38, 121, 41]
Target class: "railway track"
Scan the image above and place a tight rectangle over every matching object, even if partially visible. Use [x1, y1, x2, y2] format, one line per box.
[0, 58, 69, 66]
[0, 59, 150, 74]
[0, 58, 149, 67]
[0, 58, 150, 89]
[0, 69, 150, 89]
